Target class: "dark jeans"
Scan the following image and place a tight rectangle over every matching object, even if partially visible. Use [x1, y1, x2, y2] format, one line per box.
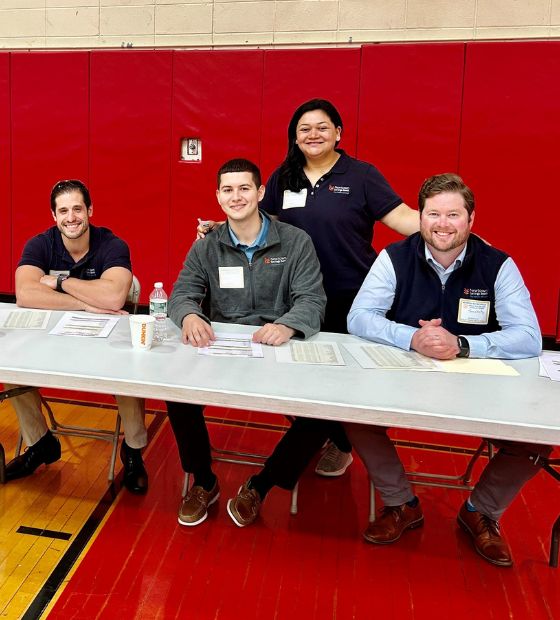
[166, 401, 333, 490]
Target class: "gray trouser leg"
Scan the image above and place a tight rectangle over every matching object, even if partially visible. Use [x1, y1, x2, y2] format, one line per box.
[471, 440, 554, 521]
[345, 422, 414, 506]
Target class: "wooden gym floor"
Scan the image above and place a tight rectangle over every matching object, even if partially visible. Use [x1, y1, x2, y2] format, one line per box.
[0, 398, 558, 619]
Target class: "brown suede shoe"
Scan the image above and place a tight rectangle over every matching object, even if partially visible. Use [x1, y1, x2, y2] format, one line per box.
[227, 480, 262, 527]
[457, 502, 513, 567]
[363, 501, 424, 544]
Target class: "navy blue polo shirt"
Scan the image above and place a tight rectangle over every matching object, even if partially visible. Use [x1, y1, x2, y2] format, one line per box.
[260, 150, 402, 297]
[18, 224, 132, 279]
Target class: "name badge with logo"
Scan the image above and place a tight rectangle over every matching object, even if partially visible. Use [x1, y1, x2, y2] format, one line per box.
[219, 266, 244, 289]
[282, 189, 307, 209]
[457, 298, 490, 324]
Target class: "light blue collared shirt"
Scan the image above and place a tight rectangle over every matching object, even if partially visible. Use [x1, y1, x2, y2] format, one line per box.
[228, 214, 270, 265]
[347, 243, 541, 359]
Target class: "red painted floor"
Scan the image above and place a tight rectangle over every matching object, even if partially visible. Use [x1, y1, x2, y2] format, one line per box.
[47, 411, 560, 619]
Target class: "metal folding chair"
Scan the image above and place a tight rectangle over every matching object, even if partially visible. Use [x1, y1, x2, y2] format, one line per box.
[14, 275, 141, 483]
[368, 438, 494, 522]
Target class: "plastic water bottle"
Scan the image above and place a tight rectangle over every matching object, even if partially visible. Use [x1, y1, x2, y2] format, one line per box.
[149, 282, 168, 342]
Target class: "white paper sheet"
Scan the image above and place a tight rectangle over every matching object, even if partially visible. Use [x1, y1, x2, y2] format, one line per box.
[344, 342, 518, 376]
[197, 333, 264, 358]
[344, 343, 439, 370]
[49, 312, 119, 338]
[0, 309, 51, 329]
[539, 351, 560, 382]
[275, 341, 345, 366]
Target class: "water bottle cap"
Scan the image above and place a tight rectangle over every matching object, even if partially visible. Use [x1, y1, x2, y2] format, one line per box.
[154, 282, 163, 288]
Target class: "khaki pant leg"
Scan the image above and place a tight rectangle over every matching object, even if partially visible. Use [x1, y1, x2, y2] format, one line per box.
[3, 383, 48, 447]
[114, 395, 147, 449]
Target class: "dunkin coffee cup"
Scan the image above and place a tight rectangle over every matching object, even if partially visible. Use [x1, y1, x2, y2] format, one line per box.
[129, 315, 155, 350]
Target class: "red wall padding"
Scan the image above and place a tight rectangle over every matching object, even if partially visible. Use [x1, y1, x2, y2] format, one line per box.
[0, 53, 10, 292]
[260, 48, 361, 181]
[169, 50, 264, 280]
[90, 50, 173, 292]
[358, 42, 465, 252]
[1, 43, 558, 335]
[10, 52, 90, 268]
[460, 41, 560, 334]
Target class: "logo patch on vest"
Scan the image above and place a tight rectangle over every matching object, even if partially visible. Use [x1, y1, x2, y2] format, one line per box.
[263, 256, 287, 265]
[328, 184, 350, 195]
[463, 288, 489, 299]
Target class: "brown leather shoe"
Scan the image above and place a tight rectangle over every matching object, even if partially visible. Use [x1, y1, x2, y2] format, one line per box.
[227, 480, 262, 527]
[457, 502, 513, 567]
[363, 501, 424, 544]
[178, 480, 220, 527]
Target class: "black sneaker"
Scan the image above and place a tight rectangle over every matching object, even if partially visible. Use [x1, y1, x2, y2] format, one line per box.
[5, 430, 61, 481]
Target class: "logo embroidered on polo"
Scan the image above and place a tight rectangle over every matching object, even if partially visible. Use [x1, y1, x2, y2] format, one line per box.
[328, 184, 350, 194]
[463, 288, 489, 298]
[263, 256, 287, 265]
[85, 268, 97, 278]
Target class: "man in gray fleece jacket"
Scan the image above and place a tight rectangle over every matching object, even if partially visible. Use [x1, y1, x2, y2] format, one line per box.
[167, 158, 328, 529]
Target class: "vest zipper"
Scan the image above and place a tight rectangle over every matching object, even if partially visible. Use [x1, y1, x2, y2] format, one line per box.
[248, 259, 256, 310]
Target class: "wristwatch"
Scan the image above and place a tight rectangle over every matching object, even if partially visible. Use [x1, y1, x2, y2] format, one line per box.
[56, 274, 70, 292]
[457, 335, 470, 358]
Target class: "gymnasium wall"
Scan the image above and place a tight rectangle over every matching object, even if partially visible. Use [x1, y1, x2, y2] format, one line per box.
[0, 41, 558, 335]
[0, 1, 559, 49]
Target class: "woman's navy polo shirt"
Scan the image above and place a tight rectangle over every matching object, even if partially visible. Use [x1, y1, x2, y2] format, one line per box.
[18, 224, 132, 278]
[260, 151, 402, 297]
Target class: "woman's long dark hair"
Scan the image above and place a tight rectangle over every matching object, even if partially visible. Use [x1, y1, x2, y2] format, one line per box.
[277, 98, 344, 193]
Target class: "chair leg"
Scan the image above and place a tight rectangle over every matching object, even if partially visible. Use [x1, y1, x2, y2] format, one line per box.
[15, 433, 23, 458]
[461, 439, 488, 486]
[107, 414, 122, 483]
[550, 515, 560, 568]
[369, 479, 376, 523]
[290, 482, 299, 515]
[0, 443, 5, 484]
[182, 472, 190, 497]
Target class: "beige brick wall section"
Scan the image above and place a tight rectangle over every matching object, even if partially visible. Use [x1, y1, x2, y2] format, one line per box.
[339, 0, 406, 31]
[0, 0, 43, 7]
[553, 0, 560, 24]
[0, 1, 558, 48]
[477, 0, 550, 27]
[214, 2, 274, 34]
[100, 6, 154, 36]
[156, 4, 213, 35]
[0, 9, 45, 38]
[47, 8, 99, 37]
[407, 0, 475, 29]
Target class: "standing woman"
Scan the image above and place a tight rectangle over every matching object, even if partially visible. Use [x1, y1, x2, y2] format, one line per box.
[197, 99, 419, 476]
[259, 99, 419, 475]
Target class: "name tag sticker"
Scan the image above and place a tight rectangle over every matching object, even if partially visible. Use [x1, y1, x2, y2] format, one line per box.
[282, 189, 307, 209]
[457, 298, 490, 324]
[49, 269, 70, 276]
[219, 266, 244, 289]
